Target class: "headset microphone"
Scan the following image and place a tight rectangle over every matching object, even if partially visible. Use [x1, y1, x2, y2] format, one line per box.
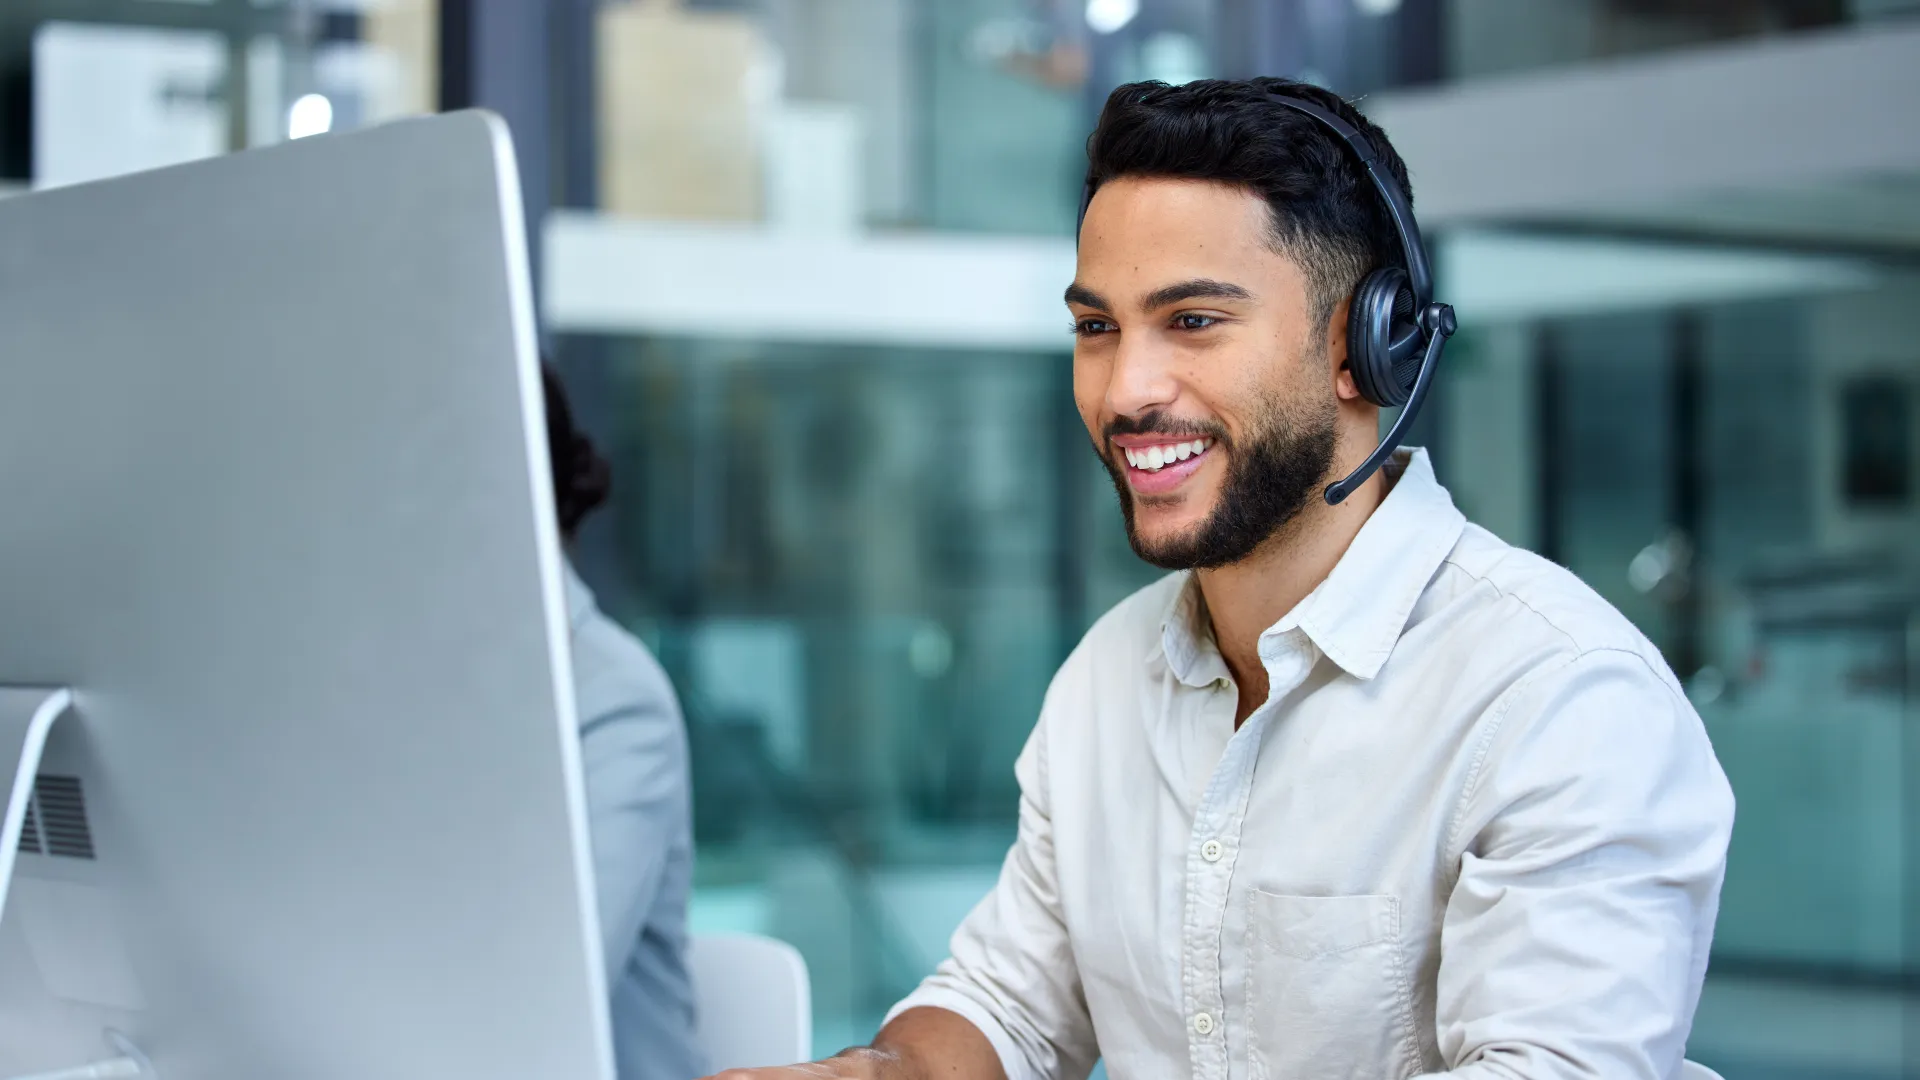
[1076, 89, 1455, 505]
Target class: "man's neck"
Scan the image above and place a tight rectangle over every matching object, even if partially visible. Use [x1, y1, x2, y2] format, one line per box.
[1198, 467, 1388, 725]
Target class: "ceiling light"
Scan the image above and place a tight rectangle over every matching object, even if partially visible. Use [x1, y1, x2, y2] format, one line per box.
[287, 93, 333, 140]
[1086, 0, 1139, 35]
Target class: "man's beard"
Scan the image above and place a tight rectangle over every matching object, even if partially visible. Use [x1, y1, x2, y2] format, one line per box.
[1098, 388, 1338, 571]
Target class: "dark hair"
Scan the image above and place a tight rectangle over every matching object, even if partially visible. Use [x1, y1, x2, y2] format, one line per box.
[1084, 77, 1412, 328]
[542, 363, 612, 540]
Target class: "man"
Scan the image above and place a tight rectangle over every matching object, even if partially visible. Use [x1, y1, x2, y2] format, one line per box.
[709, 78, 1733, 1079]
[545, 365, 705, 1080]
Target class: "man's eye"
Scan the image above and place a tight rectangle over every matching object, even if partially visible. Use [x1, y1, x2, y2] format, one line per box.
[1175, 313, 1218, 330]
[1074, 319, 1117, 336]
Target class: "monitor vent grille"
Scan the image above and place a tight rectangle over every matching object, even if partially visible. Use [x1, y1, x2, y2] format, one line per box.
[14, 775, 94, 860]
[17, 800, 41, 855]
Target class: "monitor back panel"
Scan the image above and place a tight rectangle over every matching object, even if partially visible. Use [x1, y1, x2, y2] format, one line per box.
[0, 112, 610, 1080]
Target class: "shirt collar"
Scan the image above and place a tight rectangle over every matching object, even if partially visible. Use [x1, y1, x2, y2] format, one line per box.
[1158, 448, 1465, 685]
[1157, 578, 1233, 688]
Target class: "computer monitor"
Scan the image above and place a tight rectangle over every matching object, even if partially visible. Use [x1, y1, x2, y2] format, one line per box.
[0, 113, 613, 1079]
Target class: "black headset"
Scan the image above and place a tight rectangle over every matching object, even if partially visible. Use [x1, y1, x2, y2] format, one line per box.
[1077, 89, 1456, 505]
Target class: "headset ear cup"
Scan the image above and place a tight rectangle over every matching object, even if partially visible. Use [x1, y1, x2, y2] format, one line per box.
[1345, 268, 1413, 407]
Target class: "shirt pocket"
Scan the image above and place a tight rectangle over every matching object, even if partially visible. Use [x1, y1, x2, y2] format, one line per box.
[1245, 891, 1418, 1080]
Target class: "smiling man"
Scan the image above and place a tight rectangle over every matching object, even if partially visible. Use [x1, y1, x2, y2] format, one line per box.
[707, 77, 1734, 1080]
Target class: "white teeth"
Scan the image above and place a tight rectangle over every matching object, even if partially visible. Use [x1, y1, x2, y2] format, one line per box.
[1124, 438, 1216, 471]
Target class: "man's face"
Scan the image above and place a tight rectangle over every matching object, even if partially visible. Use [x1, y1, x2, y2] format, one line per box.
[1069, 176, 1341, 570]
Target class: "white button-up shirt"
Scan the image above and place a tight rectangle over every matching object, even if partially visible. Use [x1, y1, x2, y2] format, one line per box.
[889, 450, 1735, 1080]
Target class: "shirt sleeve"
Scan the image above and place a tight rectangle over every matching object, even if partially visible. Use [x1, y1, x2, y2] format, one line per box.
[1421, 648, 1736, 1079]
[577, 657, 689, 985]
[886, 691, 1099, 1080]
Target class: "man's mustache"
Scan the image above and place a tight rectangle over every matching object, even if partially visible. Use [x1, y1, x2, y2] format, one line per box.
[1103, 412, 1230, 444]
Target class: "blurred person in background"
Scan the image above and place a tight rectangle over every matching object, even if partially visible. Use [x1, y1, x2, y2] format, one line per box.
[545, 365, 704, 1080]
[710, 78, 1733, 1080]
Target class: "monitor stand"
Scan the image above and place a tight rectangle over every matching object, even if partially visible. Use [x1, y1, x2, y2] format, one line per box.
[0, 688, 160, 1080]
[0, 686, 73, 928]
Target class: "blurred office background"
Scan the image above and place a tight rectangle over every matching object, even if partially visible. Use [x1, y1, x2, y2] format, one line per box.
[4, 0, 1918, 1075]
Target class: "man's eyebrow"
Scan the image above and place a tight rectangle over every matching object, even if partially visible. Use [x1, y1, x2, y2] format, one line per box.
[1064, 282, 1109, 310]
[1140, 278, 1254, 310]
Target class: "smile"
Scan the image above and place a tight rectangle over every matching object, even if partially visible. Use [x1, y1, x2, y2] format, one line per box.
[1122, 437, 1213, 473]
[1113, 435, 1217, 497]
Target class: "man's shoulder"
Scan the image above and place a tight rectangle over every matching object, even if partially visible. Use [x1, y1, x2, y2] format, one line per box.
[1439, 523, 1677, 688]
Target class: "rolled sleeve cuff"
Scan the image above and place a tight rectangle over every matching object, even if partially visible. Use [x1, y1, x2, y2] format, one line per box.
[884, 986, 1040, 1080]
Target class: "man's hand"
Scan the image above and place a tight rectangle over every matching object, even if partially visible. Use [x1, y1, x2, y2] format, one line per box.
[699, 1007, 1007, 1080]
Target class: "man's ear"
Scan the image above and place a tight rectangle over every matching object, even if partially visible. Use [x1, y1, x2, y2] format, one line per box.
[1328, 295, 1361, 401]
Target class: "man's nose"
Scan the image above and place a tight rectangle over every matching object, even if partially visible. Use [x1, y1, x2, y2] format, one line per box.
[1105, 332, 1180, 420]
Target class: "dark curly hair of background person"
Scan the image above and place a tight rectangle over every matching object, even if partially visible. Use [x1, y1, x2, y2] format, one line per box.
[542, 362, 612, 541]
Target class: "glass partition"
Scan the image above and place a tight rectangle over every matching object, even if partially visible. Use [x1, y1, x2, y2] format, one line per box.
[560, 333, 1097, 1045]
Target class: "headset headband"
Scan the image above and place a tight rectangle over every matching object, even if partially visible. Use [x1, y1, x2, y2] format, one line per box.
[1258, 92, 1432, 308]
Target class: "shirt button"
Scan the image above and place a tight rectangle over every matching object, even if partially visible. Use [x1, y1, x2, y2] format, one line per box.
[1193, 1012, 1216, 1036]
[1200, 839, 1224, 863]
